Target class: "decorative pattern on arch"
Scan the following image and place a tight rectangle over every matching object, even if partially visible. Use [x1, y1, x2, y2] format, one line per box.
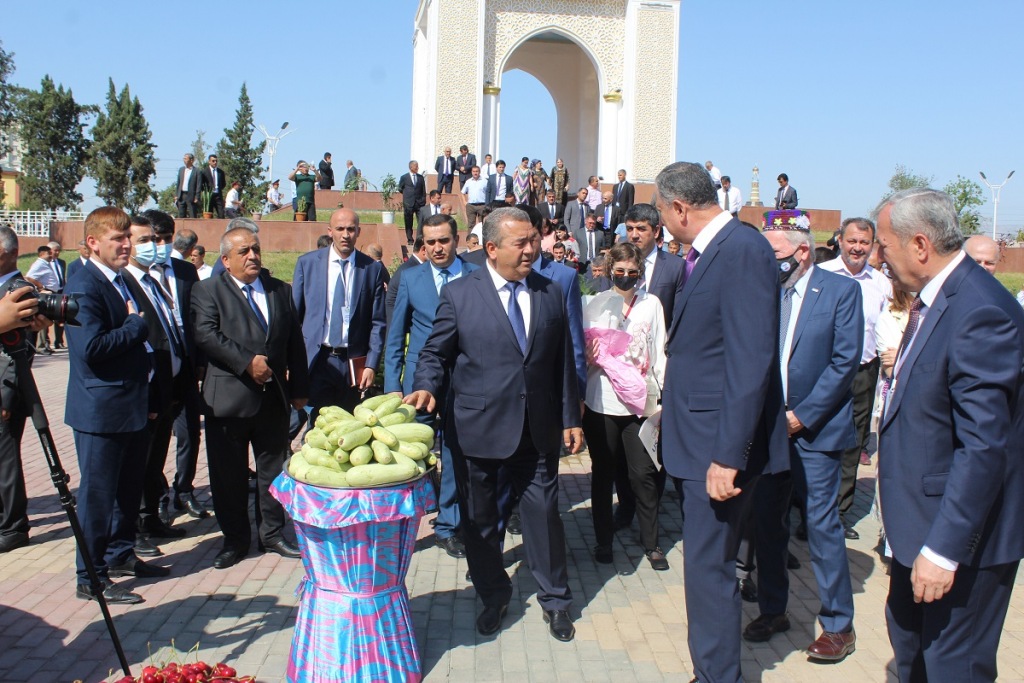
[494, 25, 605, 93]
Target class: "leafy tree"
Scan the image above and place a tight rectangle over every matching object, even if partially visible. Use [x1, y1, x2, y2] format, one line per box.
[883, 164, 933, 201]
[88, 78, 157, 213]
[190, 129, 208, 166]
[155, 181, 177, 214]
[16, 75, 92, 212]
[0, 41, 15, 204]
[215, 83, 267, 214]
[942, 175, 984, 235]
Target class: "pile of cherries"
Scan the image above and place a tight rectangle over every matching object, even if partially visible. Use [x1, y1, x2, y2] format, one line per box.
[107, 661, 255, 683]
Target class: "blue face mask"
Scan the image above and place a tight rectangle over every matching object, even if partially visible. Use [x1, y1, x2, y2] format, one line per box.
[154, 243, 172, 264]
[134, 241, 157, 268]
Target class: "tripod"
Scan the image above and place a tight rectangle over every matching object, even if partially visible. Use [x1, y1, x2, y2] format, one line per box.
[0, 328, 131, 677]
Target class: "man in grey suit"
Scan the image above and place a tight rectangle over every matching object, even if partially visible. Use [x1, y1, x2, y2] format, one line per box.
[563, 187, 590, 235]
[176, 154, 201, 218]
[775, 173, 798, 209]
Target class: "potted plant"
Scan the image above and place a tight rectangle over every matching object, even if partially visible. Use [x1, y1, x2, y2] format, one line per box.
[379, 173, 400, 224]
[295, 196, 309, 221]
[200, 190, 213, 219]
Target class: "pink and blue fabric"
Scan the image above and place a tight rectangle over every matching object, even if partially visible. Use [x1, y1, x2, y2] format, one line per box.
[271, 471, 437, 682]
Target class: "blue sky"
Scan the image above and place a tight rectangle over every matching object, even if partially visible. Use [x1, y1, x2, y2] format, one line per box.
[3, 1, 1022, 232]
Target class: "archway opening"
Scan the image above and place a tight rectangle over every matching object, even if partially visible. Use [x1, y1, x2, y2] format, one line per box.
[497, 69, 556, 175]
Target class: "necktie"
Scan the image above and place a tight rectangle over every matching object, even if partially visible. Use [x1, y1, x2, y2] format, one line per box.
[412, 174, 416, 186]
[327, 260, 348, 347]
[587, 231, 595, 260]
[779, 287, 795, 360]
[617, 182, 624, 199]
[684, 247, 700, 280]
[723, 188, 730, 212]
[212, 169, 218, 191]
[113, 273, 131, 308]
[242, 284, 268, 334]
[504, 281, 527, 354]
[604, 205, 611, 229]
[52, 261, 64, 288]
[895, 297, 924, 366]
[142, 274, 184, 356]
[439, 268, 451, 288]
[445, 158, 449, 175]
[549, 204, 555, 219]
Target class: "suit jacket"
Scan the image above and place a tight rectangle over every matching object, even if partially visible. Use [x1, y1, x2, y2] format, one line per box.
[456, 153, 477, 184]
[191, 271, 309, 418]
[200, 166, 226, 195]
[64, 260, 151, 433]
[784, 267, 863, 452]
[162, 258, 202, 369]
[775, 185, 798, 209]
[122, 268, 177, 415]
[418, 203, 443, 226]
[343, 166, 358, 190]
[318, 160, 334, 189]
[434, 155, 456, 179]
[540, 201, 564, 224]
[386, 255, 423, 326]
[485, 173, 513, 204]
[613, 180, 635, 211]
[460, 248, 486, 268]
[413, 267, 580, 459]
[595, 203, 622, 232]
[645, 249, 686, 327]
[52, 257, 67, 290]
[879, 257, 1024, 568]
[571, 227, 609, 265]
[177, 165, 201, 201]
[385, 258, 479, 394]
[292, 248, 387, 371]
[534, 256, 587, 397]
[563, 199, 589, 234]
[398, 172, 426, 210]
[662, 219, 788, 481]
[67, 256, 87, 284]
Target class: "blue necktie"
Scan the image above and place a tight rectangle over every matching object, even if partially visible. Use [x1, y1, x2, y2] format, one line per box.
[439, 268, 451, 287]
[505, 281, 527, 354]
[779, 287, 794, 360]
[113, 273, 132, 307]
[142, 274, 184, 356]
[327, 260, 348, 347]
[242, 284, 268, 334]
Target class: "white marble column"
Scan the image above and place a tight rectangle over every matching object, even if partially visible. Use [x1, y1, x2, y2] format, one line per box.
[482, 85, 500, 160]
[598, 92, 623, 180]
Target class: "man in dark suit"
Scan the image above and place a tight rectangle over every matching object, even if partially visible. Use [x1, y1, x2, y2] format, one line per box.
[385, 237, 425, 326]
[200, 154, 227, 218]
[318, 153, 334, 190]
[625, 203, 685, 326]
[386, 215, 475, 559]
[563, 187, 590, 235]
[66, 240, 90, 283]
[176, 153, 202, 218]
[874, 188, 1024, 681]
[743, 224, 863, 662]
[65, 207, 159, 605]
[656, 162, 788, 683]
[434, 147, 455, 194]
[596, 191, 622, 234]
[292, 208, 387, 413]
[191, 227, 310, 569]
[456, 144, 476, 189]
[418, 190, 443, 228]
[405, 207, 584, 642]
[540, 189, 564, 229]
[613, 169, 635, 212]
[398, 161, 426, 245]
[484, 160, 512, 205]
[572, 214, 607, 270]
[775, 173, 798, 210]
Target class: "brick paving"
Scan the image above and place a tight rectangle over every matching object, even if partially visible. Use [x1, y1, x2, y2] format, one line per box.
[1, 352, 1023, 681]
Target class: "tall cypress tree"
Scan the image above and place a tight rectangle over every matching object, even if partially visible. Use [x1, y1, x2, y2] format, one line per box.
[216, 83, 267, 214]
[89, 78, 157, 213]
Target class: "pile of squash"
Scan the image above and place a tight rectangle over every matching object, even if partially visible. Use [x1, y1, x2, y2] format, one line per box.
[288, 395, 436, 488]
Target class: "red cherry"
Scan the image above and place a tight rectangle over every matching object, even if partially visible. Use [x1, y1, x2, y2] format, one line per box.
[213, 663, 237, 677]
[164, 672, 185, 683]
[196, 661, 212, 675]
[142, 673, 165, 683]
[194, 674, 207, 683]
[183, 674, 198, 683]
[143, 666, 160, 676]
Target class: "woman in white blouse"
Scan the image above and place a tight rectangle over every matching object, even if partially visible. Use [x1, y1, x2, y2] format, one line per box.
[582, 242, 668, 570]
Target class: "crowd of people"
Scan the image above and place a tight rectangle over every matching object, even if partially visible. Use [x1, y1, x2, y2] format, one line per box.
[0, 155, 1021, 682]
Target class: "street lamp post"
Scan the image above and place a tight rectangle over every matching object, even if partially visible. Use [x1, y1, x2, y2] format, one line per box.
[255, 121, 294, 185]
[979, 170, 1015, 240]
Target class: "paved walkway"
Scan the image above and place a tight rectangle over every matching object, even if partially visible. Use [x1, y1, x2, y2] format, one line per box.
[1, 352, 1023, 682]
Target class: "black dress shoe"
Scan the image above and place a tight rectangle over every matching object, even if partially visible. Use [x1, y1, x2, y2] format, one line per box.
[141, 516, 186, 539]
[788, 551, 801, 570]
[213, 548, 246, 569]
[157, 498, 172, 525]
[594, 544, 613, 564]
[844, 525, 860, 540]
[476, 603, 508, 635]
[76, 580, 143, 605]
[134, 535, 163, 557]
[263, 539, 301, 558]
[543, 609, 575, 642]
[108, 558, 170, 578]
[435, 535, 466, 558]
[742, 613, 790, 642]
[506, 512, 522, 535]
[739, 577, 758, 603]
[646, 547, 670, 571]
[0, 532, 29, 553]
[175, 492, 210, 519]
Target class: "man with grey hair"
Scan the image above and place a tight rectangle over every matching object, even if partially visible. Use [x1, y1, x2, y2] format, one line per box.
[819, 217, 892, 537]
[47, 241, 67, 349]
[873, 187, 1024, 681]
[211, 218, 261, 277]
[655, 161, 788, 683]
[963, 234, 1000, 274]
[171, 229, 198, 261]
[176, 153, 201, 218]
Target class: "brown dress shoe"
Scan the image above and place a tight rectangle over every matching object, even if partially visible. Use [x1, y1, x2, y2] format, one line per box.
[807, 630, 856, 661]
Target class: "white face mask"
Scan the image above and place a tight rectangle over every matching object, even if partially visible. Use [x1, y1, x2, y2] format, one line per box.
[134, 241, 157, 268]
[154, 243, 172, 264]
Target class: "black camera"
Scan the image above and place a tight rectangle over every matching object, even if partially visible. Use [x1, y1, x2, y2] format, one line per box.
[3, 278, 81, 326]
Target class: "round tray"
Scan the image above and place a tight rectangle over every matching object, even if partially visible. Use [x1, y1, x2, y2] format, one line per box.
[284, 457, 433, 490]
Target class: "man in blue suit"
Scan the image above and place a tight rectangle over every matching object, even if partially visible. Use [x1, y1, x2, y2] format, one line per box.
[656, 162, 788, 683]
[65, 207, 155, 605]
[743, 222, 863, 662]
[405, 207, 584, 642]
[484, 160, 512, 205]
[385, 214, 475, 558]
[292, 208, 387, 413]
[874, 188, 1024, 682]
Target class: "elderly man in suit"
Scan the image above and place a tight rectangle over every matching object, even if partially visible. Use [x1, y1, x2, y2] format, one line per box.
[398, 161, 426, 246]
[742, 222, 863, 662]
[386, 214, 476, 559]
[540, 189, 564, 229]
[434, 147, 455, 194]
[191, 228, 310, 570]
[293, 208, 387, 413]
[176, 153, 201, 218]
[874, 188, 1024, 681]
[65, 207, 157, 605]
[199, 155, 227, 219]
[405, 207, 584, 642]
[656, 162, 788, 683]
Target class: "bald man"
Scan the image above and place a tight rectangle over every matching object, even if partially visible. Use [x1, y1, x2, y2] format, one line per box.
[964, 235, 1000, 274]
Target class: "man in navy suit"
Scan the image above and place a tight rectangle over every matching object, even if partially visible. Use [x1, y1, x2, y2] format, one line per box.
[65, 207, 156, 605]
[199, 154, 227, 219]
[293, 208, 387, 413]
[66, 241, 89, 283]
[874, 188, 1024, 681]
[743, 223, 863, 661]
[405, 207, 584, 642]
[398, 161, 426, 245]
[656, 162, 788, 683]
[385, 214, 475, 559]
[484, 160, 512, 205]
[613, 169, 635, 212]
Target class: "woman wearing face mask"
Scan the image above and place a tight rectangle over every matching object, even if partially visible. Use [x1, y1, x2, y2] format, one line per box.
[581, 242, 668, 569]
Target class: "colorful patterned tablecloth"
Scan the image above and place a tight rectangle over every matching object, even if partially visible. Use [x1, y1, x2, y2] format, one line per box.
[271, 471, 437, 683]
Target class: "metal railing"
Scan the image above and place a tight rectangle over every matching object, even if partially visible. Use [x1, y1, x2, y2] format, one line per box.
[0, 209, 86, 237]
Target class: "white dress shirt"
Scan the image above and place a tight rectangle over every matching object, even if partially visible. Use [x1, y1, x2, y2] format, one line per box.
[229, 273, 270, 325]
[819, 258, 892, 364]
[323, 249, 355, 346]
[26, 258, 59, 290]
[717, 186, 743, 214]
[640, 248, 659, 294]
[197, 264, 213, 280]
[486, 261, 530, 336]
[180, 166, 193, 193]
[690, 211, 734, 257]
[481, 162, 496, 177]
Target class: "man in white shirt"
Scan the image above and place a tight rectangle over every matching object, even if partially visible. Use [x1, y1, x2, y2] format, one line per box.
[705, 160, 722, 188]
[224, 182, 243, 218]
[818, 217, 892, 539]
[480, 154, 496, 179]
[191, 246, 212, 280]
[717, 176, 743, 217]
[461, 166, 489, 226]
[585, 176, 602, 212]
[266, 180, 283, 212]
[25, 245, 59, 353]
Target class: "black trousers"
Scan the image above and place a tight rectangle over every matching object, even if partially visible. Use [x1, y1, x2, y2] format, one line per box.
[451, 422, 571, 612]
[205, 391, 291, 552]
[176, 194, 197, 218]
[437, 175, 453, 193]
[210, 192, 225, 219]
[839, 358, 879, 518]
[139, 371, 192, 522]
[0, 407, 28, 538]
[170, 378, 202, 495]
[308, 348, 362, 414]
[403, 206, 418, 244]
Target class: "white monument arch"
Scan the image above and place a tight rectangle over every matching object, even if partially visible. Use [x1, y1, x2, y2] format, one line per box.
[411, 0, 679, 183]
